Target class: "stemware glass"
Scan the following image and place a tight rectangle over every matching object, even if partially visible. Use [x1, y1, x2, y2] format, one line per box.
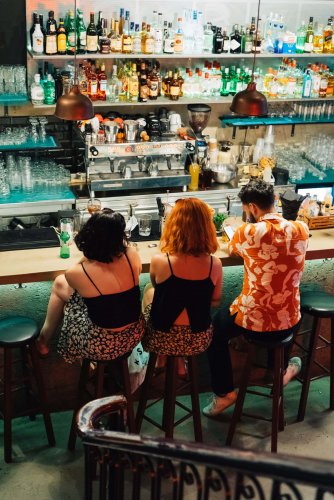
[87, 198, 102, 215]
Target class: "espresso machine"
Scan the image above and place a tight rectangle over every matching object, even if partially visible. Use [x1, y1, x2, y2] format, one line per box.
[187, 104, 211, 170]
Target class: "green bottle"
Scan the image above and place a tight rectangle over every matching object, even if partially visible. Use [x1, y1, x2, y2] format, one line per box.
[44, 74, 56, 104]
[67, 10, 76, 55]
[77, 10, 86, 53]
[60, 231, 70, 258]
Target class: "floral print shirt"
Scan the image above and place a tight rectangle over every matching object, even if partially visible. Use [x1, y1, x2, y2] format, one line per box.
[228, 213, 309, 332]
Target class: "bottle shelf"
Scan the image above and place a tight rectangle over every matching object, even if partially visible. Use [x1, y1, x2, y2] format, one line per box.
[0, 94, 29, 106]
[0, 136, 57, 151]
[221, 115, 334, 127]
[27, 49, 334, 61]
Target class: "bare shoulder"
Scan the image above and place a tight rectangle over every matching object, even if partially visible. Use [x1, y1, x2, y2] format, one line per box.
[211, 255, 223, 277]
[126, 245, 142, 263]
[65, 263, 84, 287]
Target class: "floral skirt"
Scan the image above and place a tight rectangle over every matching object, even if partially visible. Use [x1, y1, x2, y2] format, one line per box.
[142, 304, 213, 356]
[57, 291, 145, 364]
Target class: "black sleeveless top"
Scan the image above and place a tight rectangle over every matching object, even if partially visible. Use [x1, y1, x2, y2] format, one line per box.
[150, 254, 215, 333]
[81, 253, 141, 329]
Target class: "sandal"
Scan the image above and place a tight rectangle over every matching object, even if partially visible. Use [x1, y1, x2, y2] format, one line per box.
[283, 357, 302, 386]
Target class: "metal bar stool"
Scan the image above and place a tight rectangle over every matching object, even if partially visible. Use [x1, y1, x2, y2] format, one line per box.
[136, 353, 203, 442]
[68, 355, 135, 450]
[226, 333, 294, 453]
[295, 291, 334, 422]
[0, 316, 55, 463]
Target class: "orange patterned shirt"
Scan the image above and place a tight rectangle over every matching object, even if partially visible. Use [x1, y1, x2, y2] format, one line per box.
[228, 213, 309, 332]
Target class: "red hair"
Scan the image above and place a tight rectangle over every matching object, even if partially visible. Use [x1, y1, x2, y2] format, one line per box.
[161, 198, 219, 256]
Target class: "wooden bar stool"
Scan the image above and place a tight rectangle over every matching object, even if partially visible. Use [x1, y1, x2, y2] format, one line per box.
[295, 291, 334, 422]
[0, 316, 55, 463]
[68, 356, 135, 450]
[136, 353, 203, 442]
[226, 333, 294, 453]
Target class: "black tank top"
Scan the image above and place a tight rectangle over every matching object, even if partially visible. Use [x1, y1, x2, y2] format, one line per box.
[150, 254, 215, 333]
[81, 253, 141, 329]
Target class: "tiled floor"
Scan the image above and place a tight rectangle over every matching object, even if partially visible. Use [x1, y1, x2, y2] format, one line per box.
[1, 378, 334, 499]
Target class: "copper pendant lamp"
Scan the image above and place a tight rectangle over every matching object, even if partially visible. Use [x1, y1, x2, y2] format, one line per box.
[230, 0, 268, 117]
[54, 0, 94, 120]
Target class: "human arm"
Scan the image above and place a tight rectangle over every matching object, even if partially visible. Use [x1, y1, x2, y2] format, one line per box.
[211, 256, 223, 308]
[227, 226, 245, 258]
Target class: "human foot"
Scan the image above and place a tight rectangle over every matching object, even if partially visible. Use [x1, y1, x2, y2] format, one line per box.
[36, 335, 49, 357]
[202, 391, 237, 417]
[283, 357, 301, 386]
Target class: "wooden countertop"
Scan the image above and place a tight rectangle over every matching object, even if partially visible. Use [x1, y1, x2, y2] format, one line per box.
[0, 227, 333, 285]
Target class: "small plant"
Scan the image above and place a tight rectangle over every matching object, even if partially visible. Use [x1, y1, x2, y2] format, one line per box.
[213, 212, 228, 232]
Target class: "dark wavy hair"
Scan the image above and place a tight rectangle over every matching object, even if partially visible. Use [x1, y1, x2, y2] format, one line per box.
[238, 179, 275, 210]
[75, 208, 127, 263]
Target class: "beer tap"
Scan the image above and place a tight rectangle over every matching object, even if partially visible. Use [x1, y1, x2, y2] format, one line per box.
[165, 155, 172, 170]
[109, 157, 115, 173]
[137, 156, 144, 172]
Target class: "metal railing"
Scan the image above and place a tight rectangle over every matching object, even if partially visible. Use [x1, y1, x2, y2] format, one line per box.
[78, 396, 334, 500]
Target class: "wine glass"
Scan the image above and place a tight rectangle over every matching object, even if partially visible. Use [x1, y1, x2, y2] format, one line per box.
[87, 198, 102, 215]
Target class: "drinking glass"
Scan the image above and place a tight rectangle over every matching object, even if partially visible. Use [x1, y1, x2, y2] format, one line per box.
[87, 198, 102, 215]
[138, 214, 152, 237]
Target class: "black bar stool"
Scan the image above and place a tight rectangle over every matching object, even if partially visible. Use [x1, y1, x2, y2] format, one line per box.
[0, 316, 55, 463]
[226, 333, 293, 453]
[68, 356, 135, 450]
[295, 291, 334, 422]
[136, 353, 203, 441]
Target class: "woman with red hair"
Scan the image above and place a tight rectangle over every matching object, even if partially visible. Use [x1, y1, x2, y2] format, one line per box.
[142, 197, 222, 357]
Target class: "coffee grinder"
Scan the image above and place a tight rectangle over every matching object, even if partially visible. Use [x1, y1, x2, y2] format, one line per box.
[187, 104, 212, 187]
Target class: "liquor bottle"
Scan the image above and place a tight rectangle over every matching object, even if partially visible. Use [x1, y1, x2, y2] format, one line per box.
[45, 11, 57, 55]
[178, 70, 184, 97]
[194, 11, 204, 53]
[66, 11, 76, 55]
[57, 18, 67, 55]
[140, 22, 147, 53]
[88, 70, 98, 101]
[98, 64, 107, 101]
[86, 12, 98, 54]
[30, 12, 38, 48]
[78, 64, 88, 95]
[313, 23, 324, 53]
[109, 65, 120, 102]
[39, 14, 46, 52]
[77, 10, 87, 54]
[149, 66, 159, 100]
[163, 22, 174, 54]
[122, 11, 133, 53]
[139, 63, 149, 102]
[250, 16, 256, 36]
[240, 25, 246, 53]
[119, 8, 125, 36]
[222, 29, 230, 53]
[213, 28, 224, 54]
[203, 23, 213, 53]
[111, 20, 122, 53]
[99, 19, 110, 54]
[128, 64, 139, 102]
[144, 25, 154, 54]
[164, 70, 173, 97]
[96, 11, 103, 41]
[302, 69, 312, 98]
[296, 21, 306, 53]
[304, 17, 314, 53]
[170, 72, 180, 100]
[323, 18, 333, 53]
[32, 16, 44, 54]
[44, 74, 56, 104]
[319, 69, 329, 98]
[230, 24, 241, 53]
[174, 18, 184, 53]
[31, 73, 44, 104]
[133, 24, 141, 53]
[220, 68, 231, 96]
[243, 27, 252, 53]
[252, 30, 262, 53]
[154, 12, 163, 54]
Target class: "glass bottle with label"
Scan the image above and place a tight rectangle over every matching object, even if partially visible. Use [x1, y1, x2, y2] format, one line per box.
[302, 69, 312, 98]
[313, 23, 324, 53]
[174, 18, 184, 53]
[304, 17, 314, 53]
[110, 20, 122, 53]
[32, 16, 44, 54]
[139, 63, 149, 102]
[149, 66, 159, 100]
[128, 64, 139, 102]
[252, 30, 262, 53]
[31, 73, 44, 104]
[243, 27, 252, 53]
[119, 8, 125, 36]
[154, 13, 163, 54]
[89, 70, 98, 101]
[203, 23, 213, 52]
[30, 12, 38, 48]
[222, 29, 230, 53]
[96, 11, 103, 42]
[163, 22, 174, 54]
[77, 10, 86, 54]
[44, 74, 56, 104]
[67, 11, 76, 55]
[230, 24, 241, 53]
[170, 72, 180, 101]
[296, 21, 306, 53]
[122, 11, 133, 53]
[213, 27, 224, 54]
[98, 64, 107, 101]
[86, 12, 98, 54]
[57, 18, 66, 55]
[220, 68, 231, 96]
[323, 19, 333, 53]
[99, 19, 110, 54]
[45, 11, 57, 55]
[109, 65, 120, 102]
[144, 25, 154, 54]
[133, 24, 142, 53]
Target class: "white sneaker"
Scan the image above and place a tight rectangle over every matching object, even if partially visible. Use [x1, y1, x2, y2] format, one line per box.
[202, 391, 238, 417]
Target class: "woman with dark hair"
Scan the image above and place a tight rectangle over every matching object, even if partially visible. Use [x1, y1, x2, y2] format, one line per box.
[37, 208, 144, 362]
[142, 198, 222, 357]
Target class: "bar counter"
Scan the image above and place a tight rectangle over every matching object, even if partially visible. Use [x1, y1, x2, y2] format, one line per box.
[1, 227, 333, 285]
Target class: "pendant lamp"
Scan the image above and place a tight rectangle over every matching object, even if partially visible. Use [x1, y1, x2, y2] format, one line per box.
[230, 0, 268, 117]
[54, 0, 94, 120]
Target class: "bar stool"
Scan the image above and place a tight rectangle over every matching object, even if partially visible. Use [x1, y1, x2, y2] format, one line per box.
[0, 316, 55, 463]
[295, 291, 334, 422]
[68, 356, 135, 450]
[136, 353, 203, 441]
[226, 333, 294, 453]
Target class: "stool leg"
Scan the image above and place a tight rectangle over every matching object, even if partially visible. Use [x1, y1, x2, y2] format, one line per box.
[271, 347, 283, 453]
[187, 356, 203, 442]
[21, 346, 35, 421]
[68, 359, 90, 451]
[120, 358, 135, 433]
[330, 318, 334, 411]
[226, 344, 255, 447]
[297, 316, 321, 422]
[163, 357, 177, 439]
[4, 348, 12, 463]
[278, 348, 285, 433]
[135, 353, 157, 433]
[29, 343, 55, 448]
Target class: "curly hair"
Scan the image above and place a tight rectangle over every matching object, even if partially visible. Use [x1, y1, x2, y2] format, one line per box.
[238, 179, 275, 209]
[75, 208, 127, 263]
[160, 198, 218, 256]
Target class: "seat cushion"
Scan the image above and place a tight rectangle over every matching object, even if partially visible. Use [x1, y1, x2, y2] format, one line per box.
[301, 291, 334, 318]
[247, 332, 294, 348]
[0, 316, 39, 347]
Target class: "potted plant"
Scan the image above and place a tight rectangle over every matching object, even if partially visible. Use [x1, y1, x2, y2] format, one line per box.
[213, 212, 228, 234]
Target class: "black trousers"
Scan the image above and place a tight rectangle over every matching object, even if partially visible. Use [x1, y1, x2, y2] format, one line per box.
[207, 306, 300, 396]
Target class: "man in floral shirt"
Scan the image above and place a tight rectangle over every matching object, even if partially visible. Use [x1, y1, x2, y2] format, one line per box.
[204, 180, 309, 417]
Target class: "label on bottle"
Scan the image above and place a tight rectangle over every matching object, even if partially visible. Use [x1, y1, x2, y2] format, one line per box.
[154, 30, 163, 53]
[133, 38, 141, 53]
[230, 38, 241, 51]
[145, 38, 154, 53]
[164, 38, 174, 53]
[32, 34, 44, 53]
[174, 34, 183, 53]
[304, 36, 313, 52]
[320, 77, 328, 90]
[99, 80, 107, 92]
[122, 36, 133, 52]
[87, 35, 98, 52]
[244, 40, 252, 53]
[129, 80, 139, 96]
[57, 34, 66, 52]
[90, 81, 98, 94]
[111, 39, 122, 52]
[31, 85, 44, 103]
[225, 81, 231, 92]
[50, 24, 56, 32]
[79, 31, 87, 48]
[46, 35, 57, 54]
[149, 82, 158, 97]
[68, 32, 76, 47]
[170, 85, 180, 96]
[140, 83, 149, 101]
[44, 86, 56, 104]
[303, 79, 312, 97]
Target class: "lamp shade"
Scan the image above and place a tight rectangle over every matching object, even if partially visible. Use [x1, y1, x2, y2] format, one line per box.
[230, 82, 268, 117]
[54, 85, 94, 121]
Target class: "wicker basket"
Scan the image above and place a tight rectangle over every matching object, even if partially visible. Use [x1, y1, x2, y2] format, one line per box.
[299, 209, 334, 229]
